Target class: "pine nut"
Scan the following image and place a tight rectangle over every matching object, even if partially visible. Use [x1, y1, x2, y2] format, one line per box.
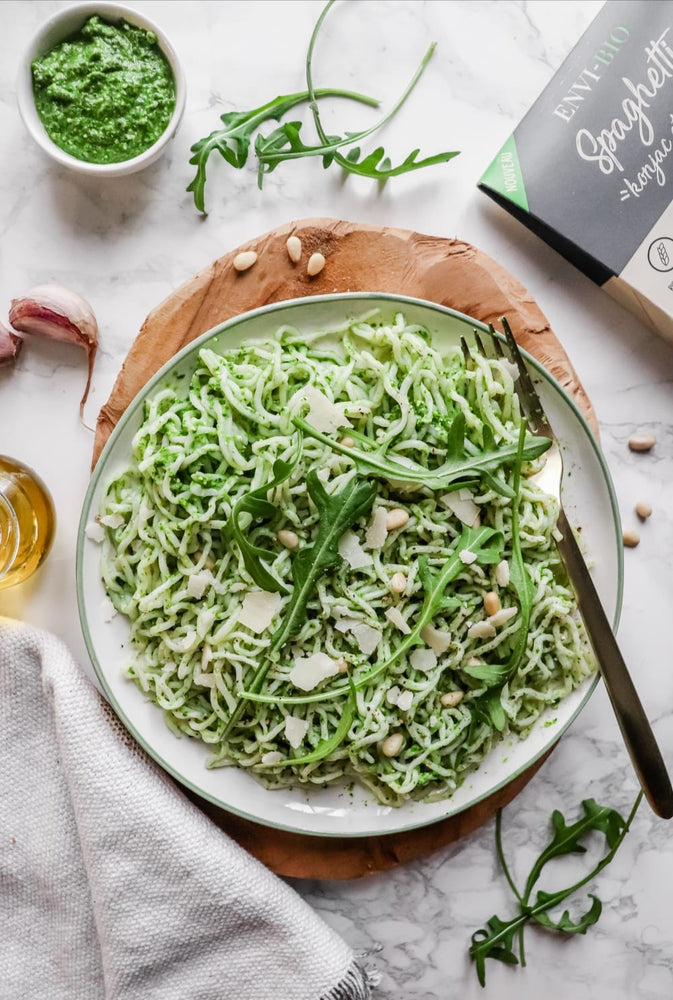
[307, 252, 325, 276]
[233, 250, 258, 271]
[441, 691, 464, 708]
[635, 500, 652, 520]
[483, 591, 500, 616]
[277, 529, 299, 549]
[382, 732, 404, 757]
[193, 549, 216, 570]
[622, 528, 640, 547]
[337, 658, 349, 674]
[286, 235, 302, 263]
[339, 436, 355, 448]
[390, 572, 407, 594]
[386, 508, 410, 531]
[628, 434, 655, 452]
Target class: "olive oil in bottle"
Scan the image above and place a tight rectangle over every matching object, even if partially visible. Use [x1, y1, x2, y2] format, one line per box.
[0, 456, 56, 589]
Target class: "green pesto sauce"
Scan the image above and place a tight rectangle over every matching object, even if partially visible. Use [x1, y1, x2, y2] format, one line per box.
[32, 15, 176, 164]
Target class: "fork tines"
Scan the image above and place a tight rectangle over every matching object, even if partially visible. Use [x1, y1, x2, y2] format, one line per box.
[497, 318, 551, 436]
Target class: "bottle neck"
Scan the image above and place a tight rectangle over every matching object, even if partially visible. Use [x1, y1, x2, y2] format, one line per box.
[0, 491, 20, 583]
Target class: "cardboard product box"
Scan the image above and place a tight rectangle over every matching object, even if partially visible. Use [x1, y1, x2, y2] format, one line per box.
[479, 0, 673, 341]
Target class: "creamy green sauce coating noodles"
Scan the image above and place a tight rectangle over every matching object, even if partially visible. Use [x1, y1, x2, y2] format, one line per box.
[100, 313, 595, 805]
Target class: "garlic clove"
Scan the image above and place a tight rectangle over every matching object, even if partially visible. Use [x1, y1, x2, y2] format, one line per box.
[9, 284, 98, 417]
[0, 320, 22, 365]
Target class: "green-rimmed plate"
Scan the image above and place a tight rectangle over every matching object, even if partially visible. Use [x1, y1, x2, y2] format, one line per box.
[77, 293, 621, 838]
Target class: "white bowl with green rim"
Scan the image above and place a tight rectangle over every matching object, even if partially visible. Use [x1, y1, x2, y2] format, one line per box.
[16, 2, 186, 177]
[77, 293, 622, 839]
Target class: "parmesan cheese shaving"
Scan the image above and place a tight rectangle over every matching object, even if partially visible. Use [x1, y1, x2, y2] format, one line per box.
[261, 751, 283, 765]
[495, 559, 510, 587]
[334, 617, 358, 634]
[439, 488, 480, 527]
[239, 590, 281, 633]
[420, 623, 452, 654]
[385, 606, 411, 634]
[396, 690, 413, 712]
[197, 608, 216, 637]
[338, 530, 372, 569]
[410, 648, 437, 673]
[85, 521, 105, 543]
[386, 685, 401, 706]
[351, 622, 381, 655]
[187, 571, 212, 599]
[467, 620, 496, 639]
[99, 513, 124, 529]
[301, 385, 352, 433]
[459, 549, 478, 565]
[364, 507, 388, 549]
[489, 606, 519, 627]
[284, 715, 310, 749]
[289, 652, 341, 691]
[334, 617, 381, 654]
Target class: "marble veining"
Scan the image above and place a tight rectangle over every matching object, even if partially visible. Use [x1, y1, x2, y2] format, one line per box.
[2, 2, 673, 997]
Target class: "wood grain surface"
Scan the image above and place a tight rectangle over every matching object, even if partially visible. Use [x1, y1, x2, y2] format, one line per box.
[93, 217, 594, 879]
[93, 217, 595, 463]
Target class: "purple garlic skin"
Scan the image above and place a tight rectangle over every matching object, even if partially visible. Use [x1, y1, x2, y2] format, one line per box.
[9, 284, 98, 416]
[0, 320, 22, 365]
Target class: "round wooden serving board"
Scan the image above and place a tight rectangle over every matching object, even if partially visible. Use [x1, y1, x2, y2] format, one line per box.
[93, 217, 595, 879]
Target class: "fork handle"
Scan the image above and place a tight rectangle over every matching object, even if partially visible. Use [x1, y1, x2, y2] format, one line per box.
[557, 509, 673, 818]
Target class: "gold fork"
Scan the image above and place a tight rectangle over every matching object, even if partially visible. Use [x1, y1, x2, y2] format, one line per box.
[463, 319, 673, 818]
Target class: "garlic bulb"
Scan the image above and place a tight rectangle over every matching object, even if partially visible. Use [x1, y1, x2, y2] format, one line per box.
[9, 284, 98, 417]
[0, 320, 21, 365]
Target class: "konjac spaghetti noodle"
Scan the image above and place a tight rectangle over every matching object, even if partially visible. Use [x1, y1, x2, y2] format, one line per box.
[97, 312, 594, 805]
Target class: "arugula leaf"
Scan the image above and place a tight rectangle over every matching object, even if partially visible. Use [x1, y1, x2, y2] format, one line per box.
[275, 677, 357, 768]
[463, 420, 535, 734]
[469, 792, 643, 986]
[188, 88, 379, 212]
[249, 527, 501, 761]
[470, 914, 521, 988]
[522, 798, 628, 900]
[187, 0, 458, 211]
[255, 107, 458, 182]
[354, 525, 504, 689]
[301, 2, 458, 183]
[223, 472, 377, 735]
[481, 688, 508, 732]
[533, 892, 602, 934]
[229, 449, 302, 594]
[293, 413, 550, 498]
[240, 524, 504, 707]
[275, 472, 378, 651]
[335, 145, 457, 180]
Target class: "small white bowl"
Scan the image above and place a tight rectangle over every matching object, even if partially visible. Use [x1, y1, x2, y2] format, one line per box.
[16, 2, 186, 177]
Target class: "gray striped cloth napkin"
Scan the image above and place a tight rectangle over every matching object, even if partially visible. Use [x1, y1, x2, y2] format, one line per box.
[0, 619, 375, 1000]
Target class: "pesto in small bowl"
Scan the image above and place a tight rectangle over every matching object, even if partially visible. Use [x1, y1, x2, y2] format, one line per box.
[31, 14, 176, 165]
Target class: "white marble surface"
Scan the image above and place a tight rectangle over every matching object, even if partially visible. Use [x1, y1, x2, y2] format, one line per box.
[2, 1, 673, 997]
